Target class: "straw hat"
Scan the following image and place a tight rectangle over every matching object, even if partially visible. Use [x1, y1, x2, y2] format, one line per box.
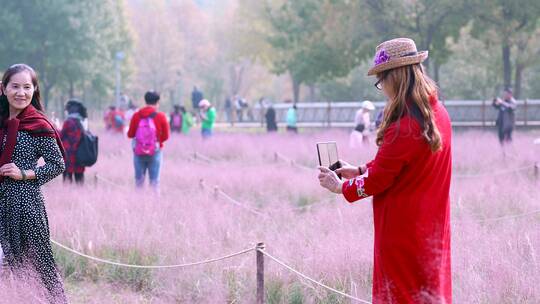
[367, 38, 428, 76]
[198, 99, 211, 109]
[361, 100, 375, 111]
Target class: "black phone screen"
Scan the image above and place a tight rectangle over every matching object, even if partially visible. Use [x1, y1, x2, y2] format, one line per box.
[317, 142, 342, 179]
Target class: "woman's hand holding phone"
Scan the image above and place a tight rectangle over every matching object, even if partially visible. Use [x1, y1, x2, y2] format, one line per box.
[335, 159, 361, 179]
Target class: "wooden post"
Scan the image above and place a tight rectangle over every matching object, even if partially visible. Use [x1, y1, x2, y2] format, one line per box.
[213, 186, 219, 199]
[481, 100, 486, 127]
[199, 179, 204, 190]
[256, 242, 265, 304]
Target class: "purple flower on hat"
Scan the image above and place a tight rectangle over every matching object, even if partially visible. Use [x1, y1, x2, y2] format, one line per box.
[374, 49, 390, 66]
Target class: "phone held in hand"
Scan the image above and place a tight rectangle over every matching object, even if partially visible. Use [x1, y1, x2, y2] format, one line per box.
[316, 141, 342, 179]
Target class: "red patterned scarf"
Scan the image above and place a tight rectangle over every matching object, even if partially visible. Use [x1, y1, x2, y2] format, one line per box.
[0, 105, 65, 182]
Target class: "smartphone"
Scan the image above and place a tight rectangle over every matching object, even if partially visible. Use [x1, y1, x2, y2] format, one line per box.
[316, 141, 342, 179]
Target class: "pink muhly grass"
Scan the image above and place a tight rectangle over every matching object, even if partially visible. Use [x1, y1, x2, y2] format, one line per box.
[1, 128, 537, 302]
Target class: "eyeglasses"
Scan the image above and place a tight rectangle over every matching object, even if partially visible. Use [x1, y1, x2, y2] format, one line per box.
[374, 78, 383, 90]
[374, 72, 388, 90]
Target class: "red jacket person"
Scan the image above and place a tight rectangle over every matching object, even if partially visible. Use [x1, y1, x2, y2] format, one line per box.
[318, 38, 452, 303]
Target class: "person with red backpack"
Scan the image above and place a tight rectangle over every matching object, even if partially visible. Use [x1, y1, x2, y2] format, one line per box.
[127, 91, 169, 190]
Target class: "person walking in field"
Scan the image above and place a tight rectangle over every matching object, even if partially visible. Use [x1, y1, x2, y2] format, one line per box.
[198, 99, 216, 138]
[170, 104, 183, 133]
[318, 38, 452, 303]
[349, 100, 375, 149]
[60, 99, 88, 185]
[492, 88, 516, 146]
[127, 91, 170, 190]
[0, 64, 67, 303]
[181, 106, 194, 135]
[286, 103, 298, 133]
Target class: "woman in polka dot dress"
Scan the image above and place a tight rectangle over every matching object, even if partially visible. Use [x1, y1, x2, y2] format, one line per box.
[0, 64, 67, 303]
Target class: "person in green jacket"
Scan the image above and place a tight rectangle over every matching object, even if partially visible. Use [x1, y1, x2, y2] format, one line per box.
[198, 99, 216, 138]
[179, 106, 193, 134]
[286, 103, 298, 133]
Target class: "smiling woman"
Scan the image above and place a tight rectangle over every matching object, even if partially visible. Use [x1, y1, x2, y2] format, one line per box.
[0, 64, 68, 303]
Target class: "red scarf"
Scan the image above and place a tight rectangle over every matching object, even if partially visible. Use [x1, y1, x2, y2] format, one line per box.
[0, 105, 66, 182]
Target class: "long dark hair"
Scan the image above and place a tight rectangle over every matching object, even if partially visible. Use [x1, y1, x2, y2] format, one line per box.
[0, 64, 44, 124]
[375, 64, 442, 152]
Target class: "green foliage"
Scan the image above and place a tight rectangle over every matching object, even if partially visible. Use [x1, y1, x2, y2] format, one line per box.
[287, 283, 305, 304]
[53, 245, 157, 292]
[266, 279, 285, 304]
[262, 0, 374, 102]
[0, 0, 133, 108]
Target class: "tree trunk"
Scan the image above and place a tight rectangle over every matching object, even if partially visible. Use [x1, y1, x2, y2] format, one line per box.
[514, 63, 524, 100]
[502, 41, 512, 90]
[292, 76, 301, 104]
[69, 79, 74, 99]
[433, 60, 440, 84]
[43, 84, 53, 110]
[308, 85, 316, 102]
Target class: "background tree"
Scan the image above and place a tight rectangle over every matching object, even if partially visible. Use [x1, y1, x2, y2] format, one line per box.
[0, 0, 133, 110]
[471, 0, 540, 98]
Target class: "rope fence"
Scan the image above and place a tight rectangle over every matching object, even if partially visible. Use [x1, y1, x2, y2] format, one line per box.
[453, 164, 537, 179]
[273, 151, 539, 180]
[274, 152, 316, 172]
[453, 208, 540, 223]
[257, 247, 372, 303]
[50, 239, 256, 269]
[94, 174, 130, 189]
[49, 238, 371, 304]
[191, 151, 215, 164]
[199, 179, 268, 217]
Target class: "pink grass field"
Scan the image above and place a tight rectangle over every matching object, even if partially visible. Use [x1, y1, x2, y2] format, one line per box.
[1, 127, 539, 303]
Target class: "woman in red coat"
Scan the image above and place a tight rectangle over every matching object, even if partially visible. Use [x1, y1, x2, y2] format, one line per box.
[318, 38, 452, 303]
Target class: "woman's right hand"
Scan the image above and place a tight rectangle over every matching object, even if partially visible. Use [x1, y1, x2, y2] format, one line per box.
[335, 160, 360, 179]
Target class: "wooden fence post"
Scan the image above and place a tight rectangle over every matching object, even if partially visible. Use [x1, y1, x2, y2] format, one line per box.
[256, 242, 265, 304]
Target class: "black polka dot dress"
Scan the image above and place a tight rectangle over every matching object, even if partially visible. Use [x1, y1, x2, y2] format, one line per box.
[0, 131, 67, 303]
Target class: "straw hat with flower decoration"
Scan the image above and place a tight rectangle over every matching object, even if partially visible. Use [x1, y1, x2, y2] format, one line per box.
[367, 38, 428, 76]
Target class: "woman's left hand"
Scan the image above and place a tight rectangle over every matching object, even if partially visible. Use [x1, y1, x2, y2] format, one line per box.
[0, 163, 23, 180]
[318, 166, 343, 194]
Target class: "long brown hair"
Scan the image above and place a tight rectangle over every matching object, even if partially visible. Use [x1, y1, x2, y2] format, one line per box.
[376, 64, 442, 152]
[0, 64, 44, 125]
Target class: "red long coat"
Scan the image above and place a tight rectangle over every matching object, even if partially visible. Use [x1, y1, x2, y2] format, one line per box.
[342, 95, 452, 303]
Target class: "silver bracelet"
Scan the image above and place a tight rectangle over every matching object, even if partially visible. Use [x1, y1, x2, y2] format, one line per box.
[20, 169, 27, 181]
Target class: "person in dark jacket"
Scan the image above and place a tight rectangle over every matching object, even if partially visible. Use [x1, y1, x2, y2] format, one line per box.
[265, 104, 278, 132]
[191, 86, 203, 110]
[60, 99, 88, 184]
[493, 88, 517, 145]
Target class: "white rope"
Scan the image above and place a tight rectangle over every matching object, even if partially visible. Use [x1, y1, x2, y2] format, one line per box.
[193, 152, 215, 163]
[50, 239, 256, 269]
[94, 174, 129, 189]
[453, 165, 533, 179]
[199, 180, 267, 217]
[275, 152, 315, 172]
[454, 209, 540, 223]
[258, 249, 372, 304]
